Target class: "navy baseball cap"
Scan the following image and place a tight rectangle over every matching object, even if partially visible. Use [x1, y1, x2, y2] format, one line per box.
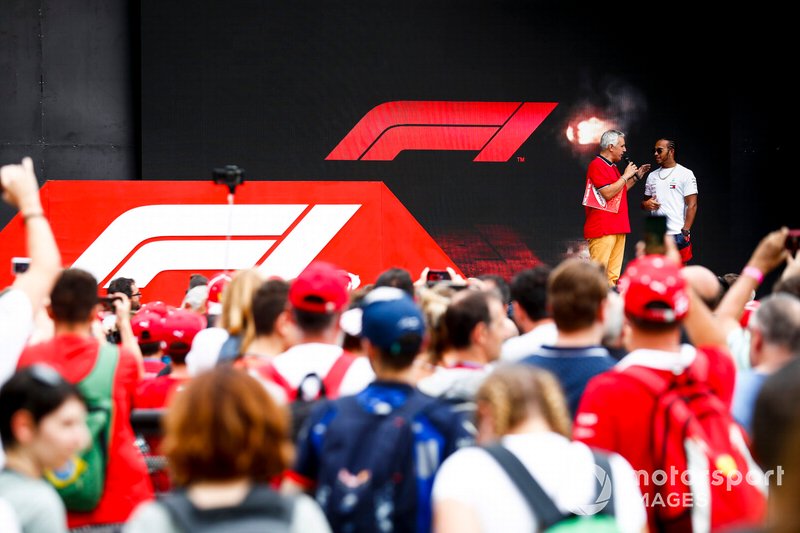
[361, 287, 425, 356]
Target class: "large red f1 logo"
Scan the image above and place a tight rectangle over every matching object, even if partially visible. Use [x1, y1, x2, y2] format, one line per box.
[326, 101, 557, 162]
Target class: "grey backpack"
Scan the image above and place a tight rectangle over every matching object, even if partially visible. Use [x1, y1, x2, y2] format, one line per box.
[158, 484, 295, 533]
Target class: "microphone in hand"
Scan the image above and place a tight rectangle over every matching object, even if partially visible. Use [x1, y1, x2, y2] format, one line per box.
[621, 153, 638, 179]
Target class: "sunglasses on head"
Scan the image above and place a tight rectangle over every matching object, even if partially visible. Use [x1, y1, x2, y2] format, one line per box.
[28, 364, 67, 387]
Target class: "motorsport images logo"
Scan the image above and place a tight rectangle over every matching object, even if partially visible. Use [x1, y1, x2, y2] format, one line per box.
[568, 463, 613, 516]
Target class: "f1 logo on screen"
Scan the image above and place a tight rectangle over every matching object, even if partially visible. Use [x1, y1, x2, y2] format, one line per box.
[326, 101, 557, 162]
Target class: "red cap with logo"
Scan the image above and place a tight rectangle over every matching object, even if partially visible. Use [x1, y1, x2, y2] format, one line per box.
[289, 261, 350, 313]
[131, 309, 168, 345]
[618, 255, 690, 323]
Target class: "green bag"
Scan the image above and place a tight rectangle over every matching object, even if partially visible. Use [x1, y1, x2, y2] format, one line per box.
[44, 342, 119, 512]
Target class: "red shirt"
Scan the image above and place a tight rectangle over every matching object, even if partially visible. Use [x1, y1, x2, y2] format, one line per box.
[573, 346, 735, 531]
[135, 374, 188, 409]
[18, 335, 154, 527]
[134, 374, 189, 494]
[583, 155, 630, 238]
[142, 358, 167, 379]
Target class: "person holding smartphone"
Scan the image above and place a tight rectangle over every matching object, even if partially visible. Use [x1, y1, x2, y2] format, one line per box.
[0, 158, 61, 387]
[641, 138, 698, 261]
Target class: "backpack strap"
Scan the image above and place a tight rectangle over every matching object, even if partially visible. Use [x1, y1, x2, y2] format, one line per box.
[322, 353, 356, 398]
[622, 357, 717, 407]
[158, 490, 202, 531]
[618, 364, 672, 396]
[621, 349, 712, 395]
[239, 484, 295, 521]
[334, 388, 434, 421]
[83, 342, 119, 398]
[483, 444, 565, 531]
[484, 444, 616, 530]
[257, 363, 298, 401]
[216, 334, 243, 363]
[82, 342, 119, 448]
[256, 351, 356, 402]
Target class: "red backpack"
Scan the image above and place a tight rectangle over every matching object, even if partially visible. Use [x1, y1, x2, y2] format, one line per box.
[621, 350, 767, 532]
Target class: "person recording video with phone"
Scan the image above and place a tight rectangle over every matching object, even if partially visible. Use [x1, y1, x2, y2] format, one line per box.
[641, 138, 698, 262]
[584, 130, 650, 287]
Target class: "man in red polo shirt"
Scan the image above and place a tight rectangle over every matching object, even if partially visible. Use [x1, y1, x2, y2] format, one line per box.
[584, 129, 650, 287]
[18, 269, 153, 528]
[574, 255, 765, 532]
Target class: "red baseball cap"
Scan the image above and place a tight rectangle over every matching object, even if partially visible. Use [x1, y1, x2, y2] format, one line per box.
[618, 255, 689, 323]
[139, 300, 171, 317]
[289, 261, 349, 313]
[131, 309, 168, 345]
[207, 273, 232, 315]
[161, 308, 206, 356]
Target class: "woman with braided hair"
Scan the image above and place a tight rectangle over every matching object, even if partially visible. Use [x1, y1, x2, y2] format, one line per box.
[432, 364, 647, 533]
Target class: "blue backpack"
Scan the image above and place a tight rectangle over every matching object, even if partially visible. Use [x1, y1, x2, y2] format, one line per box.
[312, 390, 448, 533]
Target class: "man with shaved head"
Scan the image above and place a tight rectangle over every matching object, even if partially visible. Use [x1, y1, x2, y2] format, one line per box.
[682, 265, 725, 310]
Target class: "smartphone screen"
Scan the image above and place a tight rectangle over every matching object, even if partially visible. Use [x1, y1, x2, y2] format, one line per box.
[11, 257, 31, 276]
[426, 270, 451, 282]
[644, 216, 668, 255]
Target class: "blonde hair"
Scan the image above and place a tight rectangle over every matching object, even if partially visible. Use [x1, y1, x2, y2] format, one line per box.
[417, 286, 454, 365]
[219, 269, 264, 353]
[476, 364, 571, 438]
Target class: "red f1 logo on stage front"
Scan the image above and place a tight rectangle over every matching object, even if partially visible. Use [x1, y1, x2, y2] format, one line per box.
[326, 101, 557, 162]
[0, 181, 458, 305]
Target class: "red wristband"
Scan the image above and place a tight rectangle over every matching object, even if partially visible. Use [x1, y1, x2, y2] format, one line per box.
[742, 266, 764, 284]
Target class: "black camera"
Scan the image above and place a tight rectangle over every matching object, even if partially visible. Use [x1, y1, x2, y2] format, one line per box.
[99, 295, 122, 313]
[212, 165, 245, 194]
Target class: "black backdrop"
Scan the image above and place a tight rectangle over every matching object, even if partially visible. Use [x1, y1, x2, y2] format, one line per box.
[139, 0, 794, 281]
[1, 0, 795, 286]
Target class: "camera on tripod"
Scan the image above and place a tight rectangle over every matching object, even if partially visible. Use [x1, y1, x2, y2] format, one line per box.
[212, 165, 245, 194]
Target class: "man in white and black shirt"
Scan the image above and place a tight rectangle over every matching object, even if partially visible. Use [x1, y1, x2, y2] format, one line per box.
[642, 138, 698, 260]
